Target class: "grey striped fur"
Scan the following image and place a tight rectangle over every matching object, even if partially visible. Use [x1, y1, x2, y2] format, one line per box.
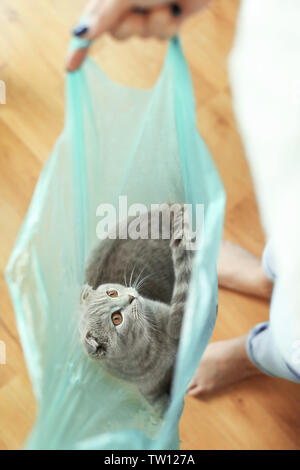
[79, 204, 194, 405]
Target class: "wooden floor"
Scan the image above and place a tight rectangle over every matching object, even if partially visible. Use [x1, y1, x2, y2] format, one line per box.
[0, 0, 299, 450]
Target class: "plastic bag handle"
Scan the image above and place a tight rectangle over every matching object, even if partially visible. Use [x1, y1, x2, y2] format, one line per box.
[68, 34, 196, 112]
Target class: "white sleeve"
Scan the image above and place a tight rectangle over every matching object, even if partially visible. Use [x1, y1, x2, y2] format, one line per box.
[229, 0, 300, 364]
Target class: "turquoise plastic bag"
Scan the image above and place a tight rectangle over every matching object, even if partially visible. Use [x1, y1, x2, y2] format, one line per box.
[6, 37, 225, 450]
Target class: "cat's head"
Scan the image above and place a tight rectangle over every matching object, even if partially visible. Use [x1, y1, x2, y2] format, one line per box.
[79, 283, 148, 360]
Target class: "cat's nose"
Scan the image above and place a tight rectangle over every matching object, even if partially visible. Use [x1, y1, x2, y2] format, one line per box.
[129, 295, 135, 304]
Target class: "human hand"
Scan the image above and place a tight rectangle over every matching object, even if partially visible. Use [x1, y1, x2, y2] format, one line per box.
[66, 0, 212, 71]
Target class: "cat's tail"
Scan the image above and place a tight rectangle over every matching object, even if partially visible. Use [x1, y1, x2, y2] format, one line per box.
[167, 205, 195, 340]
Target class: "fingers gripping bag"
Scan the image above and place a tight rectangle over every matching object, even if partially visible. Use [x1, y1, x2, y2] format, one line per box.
[6, 37, 225, 450]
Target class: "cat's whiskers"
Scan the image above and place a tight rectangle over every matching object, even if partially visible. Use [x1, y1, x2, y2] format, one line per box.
[134, 266, 172, 291]
[134, 272, 153, 291]
[132, 266, 147, 289]
[133, 301, 158, 343]
[123, 266, 128, 288]
[129, 262, 139, 288]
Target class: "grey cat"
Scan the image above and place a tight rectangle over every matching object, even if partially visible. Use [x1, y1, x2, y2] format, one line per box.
[79, 204, 194, 405]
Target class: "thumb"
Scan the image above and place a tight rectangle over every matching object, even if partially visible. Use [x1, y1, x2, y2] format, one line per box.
[85, 0, 132, 39]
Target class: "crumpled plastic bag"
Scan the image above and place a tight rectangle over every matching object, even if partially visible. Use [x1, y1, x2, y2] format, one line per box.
[6, 37, 225, 450]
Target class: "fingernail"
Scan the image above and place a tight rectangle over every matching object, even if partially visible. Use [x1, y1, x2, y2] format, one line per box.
[72, 24, 89, 37]
[171, 3, 182, 17]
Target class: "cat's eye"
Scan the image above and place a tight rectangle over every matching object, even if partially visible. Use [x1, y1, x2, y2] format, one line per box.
[107, 289, 118, 298]
[111, 311, 123, 326]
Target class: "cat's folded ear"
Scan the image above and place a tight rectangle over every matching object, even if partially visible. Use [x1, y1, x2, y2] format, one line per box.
[80, 284, 93, 304]
[83, 335, 107, 359]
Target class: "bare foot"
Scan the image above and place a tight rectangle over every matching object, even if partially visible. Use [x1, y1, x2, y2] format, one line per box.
[218, 240, 273, 300]
[187, 335, 262, 397]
